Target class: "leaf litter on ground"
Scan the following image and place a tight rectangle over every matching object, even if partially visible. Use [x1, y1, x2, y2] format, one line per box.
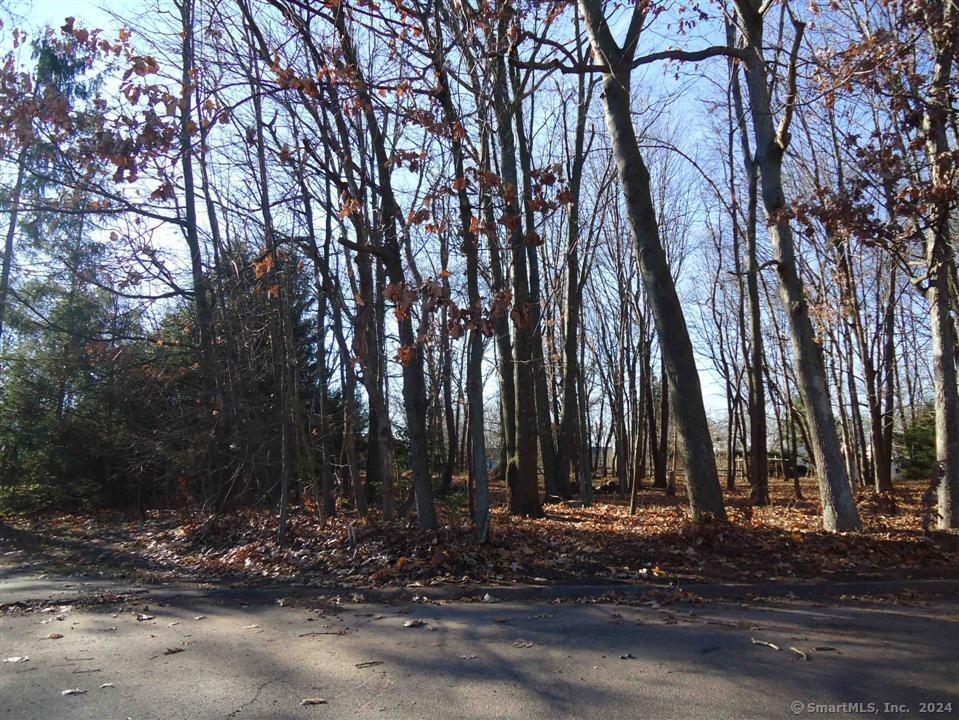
[6, 478, 957, 592]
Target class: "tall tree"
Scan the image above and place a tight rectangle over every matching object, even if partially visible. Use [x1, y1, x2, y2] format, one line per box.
[491, 1, 542, 517]
[576, 0, 726, 521]
[731, 0, 860, 530]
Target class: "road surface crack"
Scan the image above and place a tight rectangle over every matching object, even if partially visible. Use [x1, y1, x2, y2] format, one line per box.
[225, 677, 280, 719]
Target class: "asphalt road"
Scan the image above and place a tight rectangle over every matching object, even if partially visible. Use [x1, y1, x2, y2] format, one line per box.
[2, 568, 958, 720]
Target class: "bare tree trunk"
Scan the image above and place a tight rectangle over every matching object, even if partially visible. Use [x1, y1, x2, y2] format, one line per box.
[728, 36, 769, 505]
[354, 250, 396, 520]
[645, 350, 663, 491]
[578, 0, 726, 521]
[577, 335, 593, 505]
[557, 49, 592, 502]
[479, 124, 517, 480]
[492, 9, 542, 517]
[425, 12, 490, 538]
[314, 266, 336, 517]
[725, 389, 736, 490]
[929, 260, 959, 528]
[822, 109, 893, 492]
[921, 5, 959, 529]
[842, 324, 870, 488]
[437, 244, 457, 496]
[657, 358, 672, 495]
[244, 39, 296, 543]
[331, 10, 437, 528]
[878, 265, 897, 492]
[732, 0, 859, 530]
[512, 81, 560, 502]
[0, 151, 25, 343]
[300, 167, 363, 517]
[178, 0, 226, 507]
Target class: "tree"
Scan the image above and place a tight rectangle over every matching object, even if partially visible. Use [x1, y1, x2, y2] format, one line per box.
[731, 0, 860, 531]
[576, 0, 726, 521]
[490, 1, 542, 518]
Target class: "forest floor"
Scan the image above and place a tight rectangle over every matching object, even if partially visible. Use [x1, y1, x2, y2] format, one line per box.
[0, 476, 957, 591]
[3, 477, 959, 719]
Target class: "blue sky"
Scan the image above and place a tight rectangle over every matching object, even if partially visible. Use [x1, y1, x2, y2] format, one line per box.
[19, 0, 111, 25]
[8, 0, 733, 419]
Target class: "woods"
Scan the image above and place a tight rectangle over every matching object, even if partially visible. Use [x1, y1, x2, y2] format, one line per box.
[0, 0, 957, 540]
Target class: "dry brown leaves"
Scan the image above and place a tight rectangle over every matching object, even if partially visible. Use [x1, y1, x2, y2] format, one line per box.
[3, 477, 957, 589]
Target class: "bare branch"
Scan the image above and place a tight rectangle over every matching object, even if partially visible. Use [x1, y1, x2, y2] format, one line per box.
[510, 45, 746, 75]
[775, 14, 806, 151]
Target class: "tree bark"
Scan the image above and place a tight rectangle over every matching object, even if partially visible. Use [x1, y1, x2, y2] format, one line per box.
[332, 9, 438, 528]
[732, 0, 860, 530]
[511, 70, 560, 501]
[728, 37, 769, 505]
[578, 0, 726, 521]
[179, 0, 227, 507]
[0, 151, 26, 343]
[921, 4, 959, 528]
[492, 7, 542, 517]
[425, 10, 490, 539]
[557, 53, 592, 502]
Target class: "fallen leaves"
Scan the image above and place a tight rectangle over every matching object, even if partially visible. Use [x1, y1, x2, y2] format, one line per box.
[46, 633, 64, 640]
[300, 697, 328, 706]
[4, 478, 955, 591]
